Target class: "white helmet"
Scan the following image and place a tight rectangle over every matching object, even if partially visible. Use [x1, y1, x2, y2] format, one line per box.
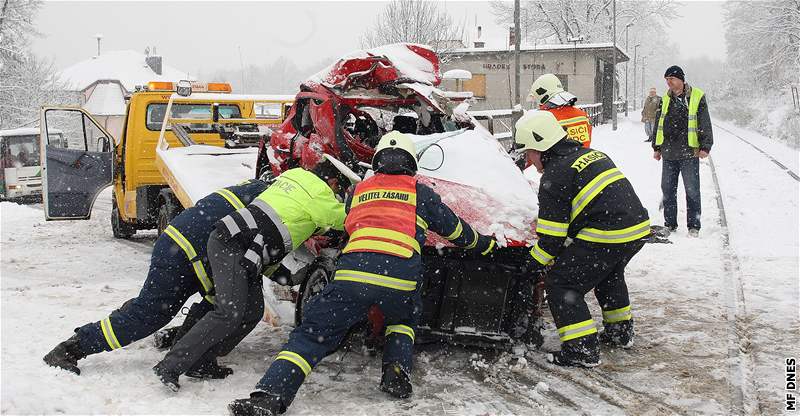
[514, 110, 567, 152]
[529, 73, 565, 105]
[372, 131, 418, 174]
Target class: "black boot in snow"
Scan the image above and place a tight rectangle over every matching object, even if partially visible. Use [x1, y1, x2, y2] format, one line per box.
[228, 391, 285, 416]
[599, 319, 635, 349]
[379, 362, 412, 399]
[547, 334, 601, 368]
[43, 334, 87, 375]
[186, 357, 234, 379]
[153, 363, 181, 392]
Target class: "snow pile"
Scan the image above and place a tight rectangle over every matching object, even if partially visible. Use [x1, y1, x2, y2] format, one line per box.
[309, 43, 440, 88]
[82, 82, 127, 116]
[714, 91, 800, 149]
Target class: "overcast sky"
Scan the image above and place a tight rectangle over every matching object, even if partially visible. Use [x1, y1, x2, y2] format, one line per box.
[31, 0, 728, 75]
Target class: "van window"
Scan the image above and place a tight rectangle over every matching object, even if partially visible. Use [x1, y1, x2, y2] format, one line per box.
[145, 103, 242, 131]
[1, 135, 40, 168]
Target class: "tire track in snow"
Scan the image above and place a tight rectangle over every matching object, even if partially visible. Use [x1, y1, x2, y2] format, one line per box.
[713, 123, 799, 182]
[707, 155, 762, 415]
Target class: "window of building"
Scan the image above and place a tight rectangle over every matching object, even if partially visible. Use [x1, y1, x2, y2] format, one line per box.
[462, 74, 486, 98]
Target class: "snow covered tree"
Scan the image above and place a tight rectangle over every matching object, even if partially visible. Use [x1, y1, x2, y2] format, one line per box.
[360, 0, 464, 52]
[0, 0, 73, 129]
[724, 0, 800, 92]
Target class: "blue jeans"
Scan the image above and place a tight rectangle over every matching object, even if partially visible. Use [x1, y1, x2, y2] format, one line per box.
[644, 121, 654, 140]
[661, 157, 701, 230]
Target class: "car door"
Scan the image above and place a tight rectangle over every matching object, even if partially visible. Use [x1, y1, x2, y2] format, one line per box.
[39, 107, 113, 220]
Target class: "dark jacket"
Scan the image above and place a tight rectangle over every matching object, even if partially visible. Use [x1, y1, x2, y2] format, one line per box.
[650, 84, 713, 160]
[532, 140, 649, 265]
[641, 95, 661, 122]
[168, 179, 268, 275]
[337, 177, 492, 282]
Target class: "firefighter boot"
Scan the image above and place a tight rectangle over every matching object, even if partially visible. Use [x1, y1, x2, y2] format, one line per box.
[380, 362, 412, 399]
[599, 319, 635, 349]
[153, 363, 181, 392]
[43, 334, 87, 375]
[547, 334, 601, 368]
[186, 356, 234, 379]
[228, 391, 285, 416]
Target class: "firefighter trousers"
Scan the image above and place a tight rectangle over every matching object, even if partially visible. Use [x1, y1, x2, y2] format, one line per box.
[545, 239, 645, 342]
[255, 279, 421, 406]
[75, 235, 211, 354]
[157, 229, 266, 375]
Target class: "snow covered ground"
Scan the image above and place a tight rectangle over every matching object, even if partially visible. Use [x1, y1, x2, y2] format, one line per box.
[2, 113, 798, 415]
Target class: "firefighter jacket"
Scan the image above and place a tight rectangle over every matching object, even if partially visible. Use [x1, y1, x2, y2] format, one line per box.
[542, 105, 593, 148]
[530, 140, 650, 266]
[650, 84, 713, 160]
[215, 168, 346, 273]
[164, 179, 269, 303]
[334, 173, 494, 291]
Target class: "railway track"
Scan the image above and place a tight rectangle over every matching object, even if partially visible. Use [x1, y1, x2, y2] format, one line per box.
[713, 123, 799, 182]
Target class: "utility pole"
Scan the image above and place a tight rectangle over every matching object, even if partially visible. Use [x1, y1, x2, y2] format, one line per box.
[642, 56, 647, 104]
[95, 33, 103, 56]
[513, 0, 521, 106]
[633, 44, 640, 109]
[612, 0, 617, 131]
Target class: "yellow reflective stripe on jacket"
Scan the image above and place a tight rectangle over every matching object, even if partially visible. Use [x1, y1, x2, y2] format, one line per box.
[602, 305, 632, 323]
[416, 215, 428, 231]
[571, 168, 625, 221]
[558, 116, 589, 125]
[215, 188, 245, 210]
[163, 225, 215, 302]
[558, 319, 597, 342]
[575, 219, 651, 244]
[536, 218, 569, 237]
[100, 317, 122, 350]
[347, 227, 421, 254]
[464, 227, 479, 249]
[444, 220, 463, 241]
[481, 239, 496, 255]
[275, 350, 312, 376]
[385, 324, 415, 342]
[530, 242, 554, 265]
[342, 240, 414, 258]
[334, 269, 417, 291]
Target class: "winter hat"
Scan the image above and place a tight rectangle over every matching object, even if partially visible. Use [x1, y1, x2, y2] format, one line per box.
[663, 65, 685, 81]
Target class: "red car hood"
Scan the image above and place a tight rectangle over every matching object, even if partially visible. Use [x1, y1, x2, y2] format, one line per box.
[308, 43, 441, 90]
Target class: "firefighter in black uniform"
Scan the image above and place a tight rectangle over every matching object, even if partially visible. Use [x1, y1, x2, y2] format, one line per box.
[43, 179, 270, 377]
[227, 131, 496, 416]
[514, 111, 650, 367]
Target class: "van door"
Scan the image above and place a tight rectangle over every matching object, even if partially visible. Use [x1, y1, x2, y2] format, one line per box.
[40, 107, 113, 220]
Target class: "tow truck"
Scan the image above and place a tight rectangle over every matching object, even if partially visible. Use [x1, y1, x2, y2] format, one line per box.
[38, 81, 293, 236]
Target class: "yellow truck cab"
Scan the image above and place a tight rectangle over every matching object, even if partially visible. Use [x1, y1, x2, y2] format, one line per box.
[39, 81, 293, 238]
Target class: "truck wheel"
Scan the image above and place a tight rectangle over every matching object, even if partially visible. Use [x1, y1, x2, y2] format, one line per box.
[157, 191, 183, 236]
[294, 257, 336, 326]
[111, 194, 135, 239]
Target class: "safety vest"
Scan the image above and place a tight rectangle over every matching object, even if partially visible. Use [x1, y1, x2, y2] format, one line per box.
[655, 87, 705, 148]
[342, 174, 420, 258]
[547, 106, 592, 148]
[162, 188, 246, 304]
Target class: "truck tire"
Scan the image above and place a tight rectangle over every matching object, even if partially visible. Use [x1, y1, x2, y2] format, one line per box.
[294, 256, 336, 326]
[157, 190, 183, 236]
[111, 194, 136, 239]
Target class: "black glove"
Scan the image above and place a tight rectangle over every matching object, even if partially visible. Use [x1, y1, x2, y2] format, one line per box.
[522, 253, 549, 277]
[472, 235, 497, 256]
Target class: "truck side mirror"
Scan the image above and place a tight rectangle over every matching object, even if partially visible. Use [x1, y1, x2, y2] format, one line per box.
[176, 80, 192, 97]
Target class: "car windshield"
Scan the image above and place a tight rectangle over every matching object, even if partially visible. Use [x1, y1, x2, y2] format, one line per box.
[1, 135, 40, 168]
[146, 103, 242, 131]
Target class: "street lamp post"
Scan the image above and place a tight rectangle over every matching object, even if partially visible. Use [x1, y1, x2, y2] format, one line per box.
[642, 56, 647, 105]
[612, 0, 617, 131]
[633, 44, 640, 109]
[624, 23, 632, 115]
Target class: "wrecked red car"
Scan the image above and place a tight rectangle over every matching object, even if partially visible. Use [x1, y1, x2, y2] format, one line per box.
[256, 43, 542, 348]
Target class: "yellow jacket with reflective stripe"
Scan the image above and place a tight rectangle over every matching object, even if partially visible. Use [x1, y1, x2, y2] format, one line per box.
[532, 141, 649, 264]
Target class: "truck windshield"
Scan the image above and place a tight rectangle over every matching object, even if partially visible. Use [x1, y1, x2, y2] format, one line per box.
[1, 135, 40, 168]
[146, 103, 242, 131]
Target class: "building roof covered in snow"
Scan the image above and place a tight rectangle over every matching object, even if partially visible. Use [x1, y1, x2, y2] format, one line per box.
[82, 83, 127, 115]
[58, 50, 190, 92]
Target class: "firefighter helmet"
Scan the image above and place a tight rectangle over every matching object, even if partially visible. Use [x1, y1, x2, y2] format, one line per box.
[529, 73, 565, 105]
[514, 110, 567, 152]
[372, 131, 418, 175]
